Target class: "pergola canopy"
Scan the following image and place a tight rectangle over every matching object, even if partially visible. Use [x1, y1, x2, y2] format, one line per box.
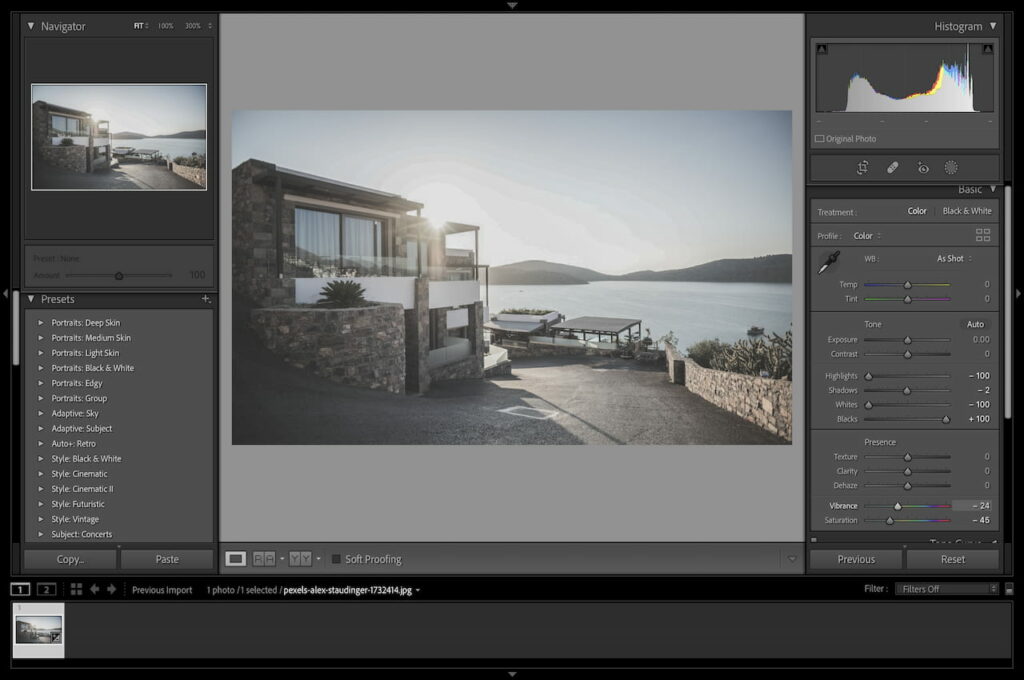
[550, 316, 643, 335]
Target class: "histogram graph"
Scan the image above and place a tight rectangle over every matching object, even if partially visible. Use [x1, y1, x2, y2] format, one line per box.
[815, 43, 994, 114]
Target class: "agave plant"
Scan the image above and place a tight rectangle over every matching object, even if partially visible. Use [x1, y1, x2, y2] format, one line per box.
[315, 280, 368, 308]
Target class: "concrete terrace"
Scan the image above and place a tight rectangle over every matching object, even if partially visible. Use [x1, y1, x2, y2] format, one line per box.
[233, 321, 785, 446]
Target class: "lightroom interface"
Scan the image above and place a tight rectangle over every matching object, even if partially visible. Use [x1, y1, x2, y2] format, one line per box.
[7, 10, 1016, 669]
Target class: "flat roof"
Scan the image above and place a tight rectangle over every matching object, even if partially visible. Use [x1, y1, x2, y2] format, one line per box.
[277, 166, 407, 200]
[551, 316, 642, 335]
[443, 221, 481, 234]
[484, 319, 544, 334]
[35, 100, 92, 118]
[248, 160, 424, 213]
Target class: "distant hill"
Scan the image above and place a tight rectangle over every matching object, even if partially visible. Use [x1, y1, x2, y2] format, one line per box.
[158, 130, 206, 139]
[489, 255, 792, 285]
[489, 267, 590, 285]
[619, 254, 793, 283]
[490, 260, 613, 284]
[111, 129, 206, 140]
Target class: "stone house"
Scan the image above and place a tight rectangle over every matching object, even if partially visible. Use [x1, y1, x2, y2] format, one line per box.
[32, 100, 111, 173]
[233, 159, 487, 394]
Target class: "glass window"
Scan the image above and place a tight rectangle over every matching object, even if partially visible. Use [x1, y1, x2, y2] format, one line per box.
[49, 115, 67, 136]
[294, 208, 341, 277]
[294, 208, 384, 277]
[51, 115, 85, 136]
[341, 215, 384, 274]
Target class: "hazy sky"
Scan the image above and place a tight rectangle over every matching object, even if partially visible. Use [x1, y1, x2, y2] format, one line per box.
[233, 110, 791, 274]
[33, 85, 206, 137]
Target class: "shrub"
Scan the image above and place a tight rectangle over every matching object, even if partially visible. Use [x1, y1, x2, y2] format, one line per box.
[315, 280, 368, 308]
[500, 308, 555, 315]
[172, 154, 206, 168]
[687, 331, 793, 380]
[686, 338, 732, 368]
[59, 137, 75, 146]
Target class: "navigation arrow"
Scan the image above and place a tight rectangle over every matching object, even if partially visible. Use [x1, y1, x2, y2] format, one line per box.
[990, 21, 997, 29]
[27, 22, 34, 30]
[507, 2, 517, 8]
[27, 294, 34, 302]
[90, 584, 100, 594]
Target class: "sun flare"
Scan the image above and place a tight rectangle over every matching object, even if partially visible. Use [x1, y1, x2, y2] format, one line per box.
[409, 181, 478, 226]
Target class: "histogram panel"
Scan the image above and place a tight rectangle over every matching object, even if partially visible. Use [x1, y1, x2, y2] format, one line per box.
[815, 43, 995, 113]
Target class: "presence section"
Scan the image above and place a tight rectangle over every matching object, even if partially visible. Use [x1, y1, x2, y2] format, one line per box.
[23, 305, 214, 549]
[810, 430, 999, 532]
[232, 110, 793, 446]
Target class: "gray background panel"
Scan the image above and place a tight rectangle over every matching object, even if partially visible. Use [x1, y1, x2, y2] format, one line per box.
[65, 601, 1013, 659]
[218, 14, 805, 545]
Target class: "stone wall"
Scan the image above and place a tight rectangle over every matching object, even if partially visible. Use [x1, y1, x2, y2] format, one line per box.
[232, 160, 290, 307]
[39, 145, 87, 173]
[171, 163, 207, 188]
[483, 359, 513, 378]
[664, 340, 687, 384]
[502, 342, 588, 359]
[665, 341, 792, 441]
[32, 101, 49, 150]
[425, 302, 484, 385]
[250, 303, 406, 394]
[428, 354, 484, 383]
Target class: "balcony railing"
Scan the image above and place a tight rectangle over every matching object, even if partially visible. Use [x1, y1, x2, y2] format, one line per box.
[294, 276, 417, 309]
[427, 336, 472, 368]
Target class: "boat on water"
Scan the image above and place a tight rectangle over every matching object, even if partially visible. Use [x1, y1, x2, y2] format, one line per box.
[747, 326, 765, 336]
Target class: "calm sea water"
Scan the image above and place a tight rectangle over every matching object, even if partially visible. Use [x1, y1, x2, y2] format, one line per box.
[118, 137, 206, 159]
[482, 280, 792, 349]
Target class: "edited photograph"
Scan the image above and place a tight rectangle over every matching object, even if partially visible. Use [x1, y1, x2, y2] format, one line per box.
[31, 84, 207, 190]
[16, 616, 63, 645]
[232, 110, 793, 445]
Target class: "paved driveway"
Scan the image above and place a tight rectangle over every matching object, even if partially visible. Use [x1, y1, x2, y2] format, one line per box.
[233, 322, 785, 446]
[32, 159, 200, 190]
